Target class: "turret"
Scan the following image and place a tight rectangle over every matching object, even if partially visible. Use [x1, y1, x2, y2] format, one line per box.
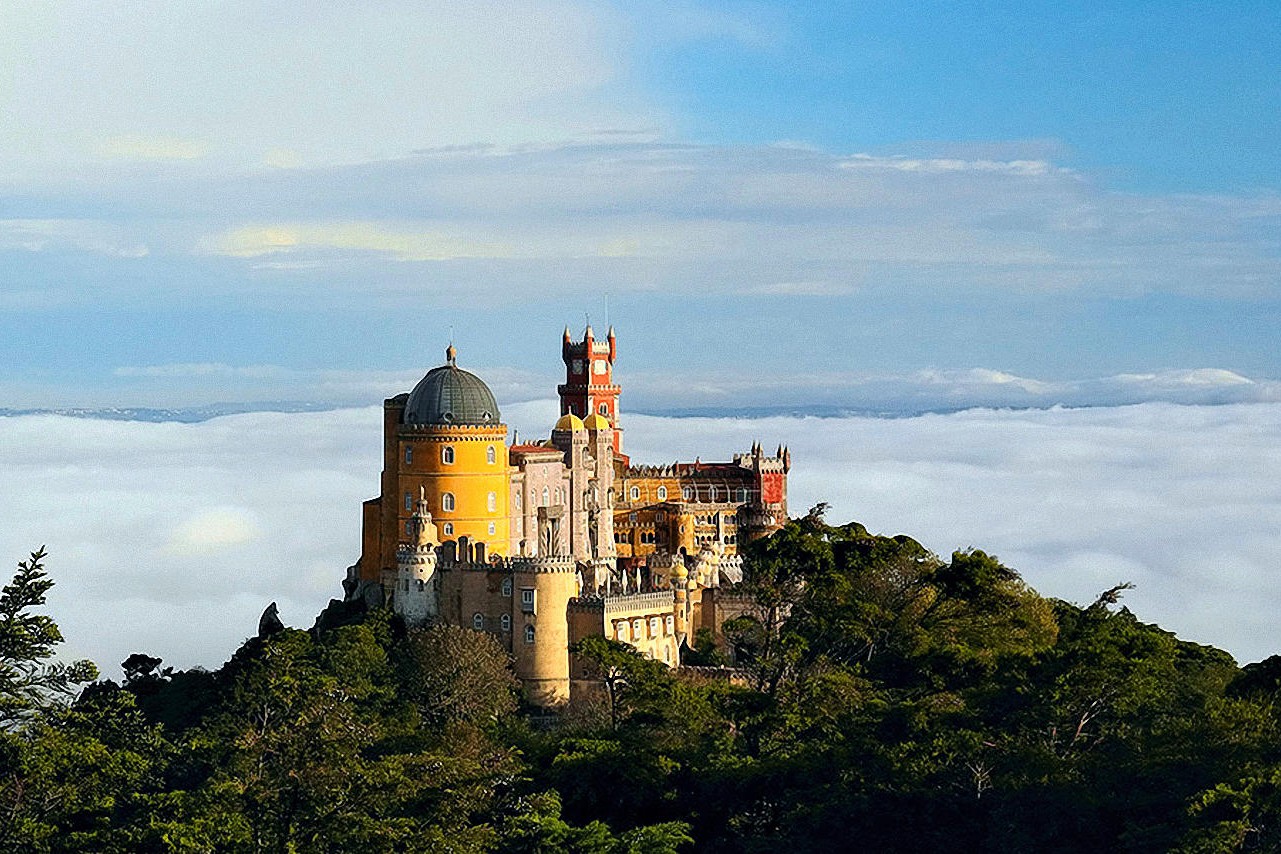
[394, 488, 440, 625]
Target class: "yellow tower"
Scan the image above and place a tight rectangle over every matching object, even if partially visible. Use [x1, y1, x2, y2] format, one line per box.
[360, 345, 510, 584]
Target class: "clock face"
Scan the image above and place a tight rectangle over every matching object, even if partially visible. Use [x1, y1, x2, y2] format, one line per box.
[572, 359, 583, 374]
[593, 359, 607, 375]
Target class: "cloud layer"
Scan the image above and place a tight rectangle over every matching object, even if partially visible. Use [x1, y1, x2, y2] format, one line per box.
[3, 401, 1278, 677]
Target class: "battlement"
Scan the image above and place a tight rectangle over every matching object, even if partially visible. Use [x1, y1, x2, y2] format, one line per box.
[569, 590, 675, 614]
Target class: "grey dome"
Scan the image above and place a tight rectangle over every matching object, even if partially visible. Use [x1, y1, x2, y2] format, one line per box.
[403, 350, 501, 426]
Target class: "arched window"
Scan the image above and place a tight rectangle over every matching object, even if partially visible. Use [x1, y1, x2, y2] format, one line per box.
[633, 618, 644, 638]
[487, 445, 496, 464]
[598, 403, 608, 415]
[404, 492, 412, 512]
[404, 445, 413, 465]
[442, 493, 455, 512]
[682, 487, 692, 501]
[501, 578, 513, 597]
[524, 625, 536, 645]
[657, 486, 667, 501]
[442, 522, 453, 535]
[736, 488, 749, 503]
[442, 446, 455, 464]
[707, 486, 718, 502]
[487, 492, 497, 512]
[541, 486, 549, 506]
[472, 613, 484, 631]
[488, 521, 496, 535]
[629, 486, 639, 501]
[500, 614, 511, 632]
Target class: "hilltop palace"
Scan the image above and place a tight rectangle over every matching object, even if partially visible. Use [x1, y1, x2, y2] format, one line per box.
[344, 326, 789, 705]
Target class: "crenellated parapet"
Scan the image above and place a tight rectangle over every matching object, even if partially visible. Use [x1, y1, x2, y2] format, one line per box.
[570, 590, 676, 613]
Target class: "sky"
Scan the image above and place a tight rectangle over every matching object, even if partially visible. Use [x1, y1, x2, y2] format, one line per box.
[2, 3, 1280, 669]
[1, 0, 1278, 409]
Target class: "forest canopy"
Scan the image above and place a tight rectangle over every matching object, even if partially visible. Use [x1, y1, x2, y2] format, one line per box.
[3, 513, 1280, 853]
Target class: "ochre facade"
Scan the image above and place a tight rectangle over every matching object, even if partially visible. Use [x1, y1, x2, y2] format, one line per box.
[346, 327, 790, 705]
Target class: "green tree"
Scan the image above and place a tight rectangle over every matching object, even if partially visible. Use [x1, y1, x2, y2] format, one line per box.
[0, 549, 97, 730]
[396, 624, 519, 728]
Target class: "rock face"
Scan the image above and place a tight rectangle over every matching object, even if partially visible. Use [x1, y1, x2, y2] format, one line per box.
[258, 602, 285, 638]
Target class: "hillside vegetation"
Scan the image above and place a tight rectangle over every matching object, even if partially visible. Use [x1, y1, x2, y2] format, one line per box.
[4, 511, 1281, 852]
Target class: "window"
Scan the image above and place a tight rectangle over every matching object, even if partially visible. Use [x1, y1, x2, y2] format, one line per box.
[487, 492, 497, 512]
[404, 520, 412, 536]
[707, 486, 718, 502]
[593, 359, 607, 375]
[404, 492, 413, 512]
[520, 588, 536, 614]
[682, 487, 692, 501]
[598, 403, 608, 415]
[404, 445, 413, 465]
[657, 486, 667, 501]
[665, 615, 674, 633]
[443, 522, 453, 535]
[650, 617, 660, 636]
[501, 578, 512, 597]
[472, 613, 484, 631]
[515, 493, 522, 510]
[488, 521, 496, 535]
[572, 359, 583, 374]
[633, 618, 644, 638]
[541, 487, 549, 506]
[629, 486, 639, 501]
[664, 646, 671, 664]
[442, 493, 455, 512]
[487, 445, 496, 464]
[524, 625, 535, 644]
[442, 446, 455, 464]
[737, 488, 748, 503]
[500, 614, 511, 632]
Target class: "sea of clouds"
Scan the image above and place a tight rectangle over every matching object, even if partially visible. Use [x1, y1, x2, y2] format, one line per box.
[3, 400, 1279, 677]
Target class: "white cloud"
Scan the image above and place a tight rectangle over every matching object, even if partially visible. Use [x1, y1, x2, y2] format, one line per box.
[0, 219, 149, 258]
[2, 402, 1279, 677]
[8, 142, 1275, 309]
[167, 508, 260, 555]
[99, 135, 209, 161]
[0, 1, 656, 178]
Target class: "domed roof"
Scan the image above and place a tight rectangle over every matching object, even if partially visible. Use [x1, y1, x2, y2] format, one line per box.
[583, 412, 611, 430]
[553, 412, 585, 432]
[403, 346, 501, 426]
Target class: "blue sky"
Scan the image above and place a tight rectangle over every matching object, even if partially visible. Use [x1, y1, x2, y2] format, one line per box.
[1, 1, 1278, 411]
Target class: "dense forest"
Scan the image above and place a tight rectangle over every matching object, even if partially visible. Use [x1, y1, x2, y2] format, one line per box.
[4, 508, 1281, 852]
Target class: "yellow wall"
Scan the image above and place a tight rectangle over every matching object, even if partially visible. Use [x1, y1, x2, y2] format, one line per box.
[398, 425, 511, 556]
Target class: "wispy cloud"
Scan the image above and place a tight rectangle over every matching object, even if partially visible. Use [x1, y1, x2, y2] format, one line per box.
[7, 143, 1276, 310]
[99, 135, 209, 161]
[0, 219, 148, 258]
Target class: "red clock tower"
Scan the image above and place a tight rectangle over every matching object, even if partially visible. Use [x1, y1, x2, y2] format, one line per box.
[558, 324, 622, 454]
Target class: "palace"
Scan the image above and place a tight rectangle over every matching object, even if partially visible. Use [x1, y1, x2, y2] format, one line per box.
[344, 326, 789, 705]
